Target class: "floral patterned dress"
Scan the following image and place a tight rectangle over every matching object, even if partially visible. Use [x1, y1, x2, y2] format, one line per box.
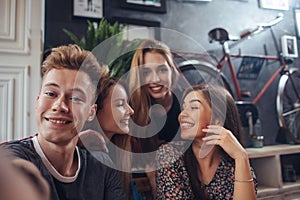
[156, 142, 257, 200]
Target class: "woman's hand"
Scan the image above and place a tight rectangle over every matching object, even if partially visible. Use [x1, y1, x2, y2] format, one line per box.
[78, 129, 108, 153]
[202, 125, 247, 160]
[203, 125, 257, 200]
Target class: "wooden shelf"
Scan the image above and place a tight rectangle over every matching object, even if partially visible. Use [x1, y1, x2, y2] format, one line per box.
[257, 186, 281, 197]
[246, 144, 300, 158]
[245, 144, 300, 199]
[282, 176, 300, 191]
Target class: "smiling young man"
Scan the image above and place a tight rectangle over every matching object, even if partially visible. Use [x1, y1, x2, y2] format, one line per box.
[4, 44, 126, 200]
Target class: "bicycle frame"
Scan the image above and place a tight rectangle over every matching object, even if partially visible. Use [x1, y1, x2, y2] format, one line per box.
[181, 13, 300, 139]
[214, 21, 291, 104]
[217, 52, 285, 104]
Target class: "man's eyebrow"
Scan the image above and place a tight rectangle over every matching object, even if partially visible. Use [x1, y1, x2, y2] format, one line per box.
[43, 83, 86, 96]
[157, 64, 167, 68]
[71, 88, 87, 97]
[43, 82, 59, 88]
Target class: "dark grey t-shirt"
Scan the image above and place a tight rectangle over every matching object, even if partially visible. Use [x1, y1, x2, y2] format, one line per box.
[4, 137, 126, 200]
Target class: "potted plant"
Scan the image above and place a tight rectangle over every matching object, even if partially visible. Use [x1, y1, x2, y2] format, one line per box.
[63, 18, 143, 78]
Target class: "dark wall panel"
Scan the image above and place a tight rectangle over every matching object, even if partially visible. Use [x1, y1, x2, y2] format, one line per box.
[45, 0, 300, 145]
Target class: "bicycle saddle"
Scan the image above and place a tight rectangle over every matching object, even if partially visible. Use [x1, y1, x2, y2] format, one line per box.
[208, 28, 229, 44]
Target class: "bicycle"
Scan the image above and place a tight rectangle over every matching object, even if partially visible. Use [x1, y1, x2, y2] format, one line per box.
[175, 13, 300, 141]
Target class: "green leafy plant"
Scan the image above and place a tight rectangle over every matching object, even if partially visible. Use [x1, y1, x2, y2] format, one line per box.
[63, 18, 143, 77]
[63, 18, 125, 51]
[108, 39, 144, 78]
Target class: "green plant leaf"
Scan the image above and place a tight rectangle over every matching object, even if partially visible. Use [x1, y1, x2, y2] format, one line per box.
[63, 17, 137, 77]
[62, 28, 81, 44]
[108, 39, 144, 78]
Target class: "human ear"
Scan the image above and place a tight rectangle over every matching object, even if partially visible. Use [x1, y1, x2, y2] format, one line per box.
[35, 95, 40, 110]
[87, 104, 97, 122]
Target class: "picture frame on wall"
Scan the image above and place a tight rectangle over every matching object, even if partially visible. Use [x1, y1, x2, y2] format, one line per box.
[281, 35, 298, 58]
[120, 0, 166, 13]
[295, 8, 300, 38]
[73, 0, 103, 19]
[259, 0, 289, 11]
[112, 17, 161, 41]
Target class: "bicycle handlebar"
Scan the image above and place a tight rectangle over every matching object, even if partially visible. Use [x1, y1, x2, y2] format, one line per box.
[258, 13, 284, 28]
[240, 13, 284, 39]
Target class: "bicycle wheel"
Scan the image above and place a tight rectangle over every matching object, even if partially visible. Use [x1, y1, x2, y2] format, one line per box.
[277, 68, 300, 139]
[178, 59, 233, 96]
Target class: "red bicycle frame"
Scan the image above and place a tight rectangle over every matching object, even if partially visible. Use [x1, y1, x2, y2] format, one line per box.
[217, 53, 286, 104]
[209, 13, 289, 104]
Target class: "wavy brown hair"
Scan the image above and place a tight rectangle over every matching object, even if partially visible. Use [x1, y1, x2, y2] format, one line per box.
[96, 76, 132, 199]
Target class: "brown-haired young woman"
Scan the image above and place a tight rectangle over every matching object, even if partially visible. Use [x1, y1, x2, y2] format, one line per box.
[81, 76, 134, 199]
[156, 84, 257, 200]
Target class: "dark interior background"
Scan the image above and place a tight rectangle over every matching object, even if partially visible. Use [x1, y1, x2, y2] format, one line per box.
[45, 0, 300, 146]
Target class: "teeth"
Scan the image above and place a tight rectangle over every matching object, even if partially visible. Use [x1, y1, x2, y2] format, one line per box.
[150, 86, 162, 91]
[181, 122, 194, 128]
[49, 119, 68, 124]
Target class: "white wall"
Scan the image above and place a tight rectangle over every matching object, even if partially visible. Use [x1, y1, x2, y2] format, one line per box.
[0, 0, 44, 142]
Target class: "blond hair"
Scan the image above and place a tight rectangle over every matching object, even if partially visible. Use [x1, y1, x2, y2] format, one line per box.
[128, 39, 180, 125]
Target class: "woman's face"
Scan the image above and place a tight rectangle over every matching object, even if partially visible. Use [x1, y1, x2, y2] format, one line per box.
[142, 52, 173, 100]
[178, 91, 212, 140]
[97, 84, 134, 137]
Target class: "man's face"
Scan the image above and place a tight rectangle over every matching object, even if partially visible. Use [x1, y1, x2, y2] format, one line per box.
[35, 69, 96, 145]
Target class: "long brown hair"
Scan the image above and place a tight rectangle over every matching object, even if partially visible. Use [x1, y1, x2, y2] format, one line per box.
[96, 76, 132, 198]
[182, 84, 242, 199]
